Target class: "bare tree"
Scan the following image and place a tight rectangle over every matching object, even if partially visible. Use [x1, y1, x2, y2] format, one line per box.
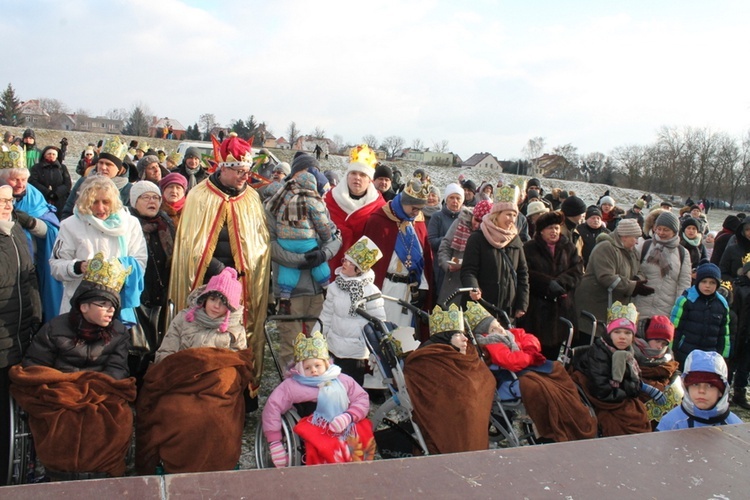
[381, 136, 405, 159]
[362, 134, 378, 149]
[411, 138, 424, 151]
[432, 139, 449, 153]
[551, 143, 580, 180]
[105, 108, 129, 121]
[199, 113, 217, 140]
[287, 121, 301, 148]
[39, 98, 69, 115]
[331, 134, 345, 154]
[74, 107, 91, 118]
[610, 144, 650, 188]
[522, 137, 546, 160]
[312, 126, 326, 139]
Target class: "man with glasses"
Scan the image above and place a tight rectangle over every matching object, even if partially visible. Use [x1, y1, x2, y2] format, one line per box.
[168, 133, 270, 408]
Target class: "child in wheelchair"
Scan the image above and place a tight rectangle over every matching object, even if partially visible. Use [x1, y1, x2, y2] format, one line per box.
[465, 301, 597, 443]
[262, 332, 375, 467]
[319, 236, 387, 385]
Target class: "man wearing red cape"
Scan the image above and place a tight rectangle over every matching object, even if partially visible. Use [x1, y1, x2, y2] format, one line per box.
[168, 133, 270, 402]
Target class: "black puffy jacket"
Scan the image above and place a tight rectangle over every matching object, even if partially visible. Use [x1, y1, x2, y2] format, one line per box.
[28, 160, 72, 214]
[573, 337, 641, 403]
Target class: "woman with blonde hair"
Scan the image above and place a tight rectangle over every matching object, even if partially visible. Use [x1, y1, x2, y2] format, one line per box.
[51, 175, 147, 318]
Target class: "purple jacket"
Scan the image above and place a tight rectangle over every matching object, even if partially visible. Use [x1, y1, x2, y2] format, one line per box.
[261, 368, 369, 442]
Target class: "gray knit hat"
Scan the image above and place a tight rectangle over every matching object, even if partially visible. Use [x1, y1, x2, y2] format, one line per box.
[616, 219, 642, 237]
[654, 210, 679, 234]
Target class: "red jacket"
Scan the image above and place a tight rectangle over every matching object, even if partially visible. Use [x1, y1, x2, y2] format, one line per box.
[482, 328, 546, 373]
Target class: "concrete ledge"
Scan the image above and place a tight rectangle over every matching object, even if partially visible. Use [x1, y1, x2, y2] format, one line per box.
[5, 423, 750, 499]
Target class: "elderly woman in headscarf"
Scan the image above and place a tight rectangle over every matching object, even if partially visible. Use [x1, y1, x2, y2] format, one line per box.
[158, 173, 188, 228]
[436, 200, 489, 306]
[421, 184, 442, 222]
[574, 219, 653, 327]
[50, 175, 146, 325]
[461, 186, 529, 320]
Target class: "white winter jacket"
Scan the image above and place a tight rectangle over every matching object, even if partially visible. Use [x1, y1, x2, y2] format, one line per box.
[319, 269, 387, 359]
[632, 238, 691, 318]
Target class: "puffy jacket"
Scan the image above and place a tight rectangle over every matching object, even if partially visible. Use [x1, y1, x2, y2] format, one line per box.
[577, 222, 610, 267]
[671, 286, 730, 367]
[573, 337, 641, 403]
[632, 238, 691, 319]
[22, 313, 130, 380]
[28, 159, 72, 214]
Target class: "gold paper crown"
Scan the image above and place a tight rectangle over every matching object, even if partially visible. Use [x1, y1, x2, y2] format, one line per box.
[742, 253, 750, 266]
[0, 145, 26, 170]
[494, 185, 520, 205]
[82, 252, 132, 291]
[721, 280, 733, 292]
[101, 136, 128, 161]
[166, 152, 182, 165]
[429, 303, 464, 335]
[349, 144, 378, 170]
[293, 331, 329, 362]
[607, 301, 638, 325]
[403, 178, 431, 201]
[344, 236, 383, 272]
[464, 301, 493, 333]
[137, 142, 150, 152]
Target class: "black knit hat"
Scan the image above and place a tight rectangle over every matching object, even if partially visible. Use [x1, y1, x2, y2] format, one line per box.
[374, 164, 393, 180]
[681, 216, 700, 232]
[561, 195, 586, 217]
[526, 177, 541, 188]
[535, 210, 566, 233]
[585, 205, 602, 220]
[463, 179, 477, 192]
[22, 128, 35, 140]
[290, 154, 320, 177]
[723, 215, 741, 233]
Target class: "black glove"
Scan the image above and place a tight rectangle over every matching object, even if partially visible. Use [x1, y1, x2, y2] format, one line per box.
[547, 280, 565, 297]
[411, 289, 428, 309]
[13, 210, 37, 230]
[632, 280, 655, 297]
[303, 249, 327, 268]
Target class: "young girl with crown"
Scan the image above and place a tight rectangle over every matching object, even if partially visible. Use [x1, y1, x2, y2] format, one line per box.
[261, 332, 375, 467]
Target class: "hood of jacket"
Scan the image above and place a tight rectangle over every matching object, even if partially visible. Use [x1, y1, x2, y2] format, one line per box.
[681, 350, 730, 419]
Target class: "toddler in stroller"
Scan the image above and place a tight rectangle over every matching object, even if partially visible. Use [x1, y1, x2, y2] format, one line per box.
[261, 332, 376, 467]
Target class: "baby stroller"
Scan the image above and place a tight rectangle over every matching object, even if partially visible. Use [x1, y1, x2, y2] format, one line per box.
[356, 294, 430, 458]
[254, 314, 321, 468]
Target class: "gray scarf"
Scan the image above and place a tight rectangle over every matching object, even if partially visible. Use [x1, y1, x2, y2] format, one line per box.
[647, 234, 679, 278]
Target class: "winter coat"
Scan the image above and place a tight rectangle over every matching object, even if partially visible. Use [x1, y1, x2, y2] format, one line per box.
[319, 269, 386, 359]
[560, 218, 584, 259]
[577, 221, 610, 267]
[719, 223, 750, 285]
[574, 232, 641, 322]
[50, 209, 148, 314]
[28, 159, 72, 214]
[671, 286, 731, 367]
[171, 162, 208, 187]
[0, 220, 42, 368]
[22, 313, 130, 380]
[483, 328, 547, 372]
[436, 209, 473, 305]
[517, 233, 583, 358]
[461, 230, 529, 316]
[632, 238, 692, 319]
[656, 350, 741, 431]
[710, 229, 734, 266]
[573, 337, 641, 403]
[266, 173, 334, 242]
[154, 288, 247, 364]
[680, 238, 707, 270]
[428, 205, 461, 293]
[261, 368, 369, 442]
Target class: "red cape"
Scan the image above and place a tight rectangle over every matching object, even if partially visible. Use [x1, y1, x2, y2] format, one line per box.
[324, 189, 386, 271]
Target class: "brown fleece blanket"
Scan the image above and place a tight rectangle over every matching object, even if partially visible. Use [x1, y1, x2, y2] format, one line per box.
[404, 344, 495, 454]
[135, 347, 254, 474]
[570, 369, 651, 437]
[9, 365, 136, 477]
[639, 360, 682, 425]
[519, 362, 598, 442]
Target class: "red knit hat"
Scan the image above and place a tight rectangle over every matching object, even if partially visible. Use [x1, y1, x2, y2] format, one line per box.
[645, 315, 674, 343]
[473, 200, 493, 221]
[683, 371, 725, 392]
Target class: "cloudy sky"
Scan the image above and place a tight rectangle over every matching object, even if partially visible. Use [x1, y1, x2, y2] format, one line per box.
[3, 0, 748, 159]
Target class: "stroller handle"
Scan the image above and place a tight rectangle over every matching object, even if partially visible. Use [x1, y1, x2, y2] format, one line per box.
[378, 294, 430, 324]
[442, 288, 512, 328]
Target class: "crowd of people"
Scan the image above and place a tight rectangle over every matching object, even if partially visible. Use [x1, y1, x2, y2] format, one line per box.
[0, 127, 747, 481]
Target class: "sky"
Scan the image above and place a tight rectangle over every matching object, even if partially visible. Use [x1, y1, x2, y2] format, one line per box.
[2, 0, 749, 160]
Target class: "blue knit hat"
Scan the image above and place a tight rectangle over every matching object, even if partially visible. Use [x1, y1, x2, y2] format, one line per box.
[695, 260, 721, 285]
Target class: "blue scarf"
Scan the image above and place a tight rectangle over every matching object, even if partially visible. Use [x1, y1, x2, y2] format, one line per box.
[391, 193, 425, 279]
[16, 185, 63, 322]
[293, 364, 350, 428]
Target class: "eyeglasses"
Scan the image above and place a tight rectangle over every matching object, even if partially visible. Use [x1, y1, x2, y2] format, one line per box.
[225, 166, 251, 178]
[0, 198, 13, 206]
[139, 194, 162, 202]
[90, 301, 115, 312]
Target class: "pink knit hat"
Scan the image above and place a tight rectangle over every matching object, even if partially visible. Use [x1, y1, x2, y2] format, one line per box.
[200, 267, 243, 311]
[607, 317, 636, 335]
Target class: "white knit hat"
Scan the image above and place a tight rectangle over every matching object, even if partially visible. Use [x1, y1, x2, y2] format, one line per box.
[443, 183, 464, 203]
[129, 180, 161, 207]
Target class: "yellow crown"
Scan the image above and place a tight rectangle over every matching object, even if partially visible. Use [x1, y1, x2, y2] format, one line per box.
[607, 301, 638, 325]
[721, 280, 733, 292]
[101, 136, 128, 161]
[464, 301, 493, 333]
[349, 144, 378, 170]
[494, 185, 520, 205]
[137, 142, 150, 153]
[742, 253, 750, 266]
[293, 331, 329, 362]
[0, 145, 26, 170]
[166, 152, 182, 165]
[82, 252, 132, 291]
[403, 178, 431, 201]
[344, 236, 383, 272]
[429, 303, 464, 335]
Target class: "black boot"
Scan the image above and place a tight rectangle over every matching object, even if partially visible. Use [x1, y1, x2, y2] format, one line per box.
[732, 387, 750, 410]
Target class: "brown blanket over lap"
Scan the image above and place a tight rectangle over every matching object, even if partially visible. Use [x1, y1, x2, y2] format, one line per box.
[518, 362, 598, 442]
[404, 344, 495, 454]
[135, 347, 254, 474]
[638, 360, 680, 397]
[570, 369, 651, 437]
[9, 365, 136, 477]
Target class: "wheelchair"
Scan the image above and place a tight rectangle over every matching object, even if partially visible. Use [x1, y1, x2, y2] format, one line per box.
[3, 393, 37, 485]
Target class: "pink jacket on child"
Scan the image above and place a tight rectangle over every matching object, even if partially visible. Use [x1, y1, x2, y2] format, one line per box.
[262, 368, 370, 442]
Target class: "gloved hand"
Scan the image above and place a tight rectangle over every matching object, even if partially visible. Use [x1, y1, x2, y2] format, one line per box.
[641, 382, 667, 405]
[13, 210, 37, 230]
[547, 280, 565, 297]
[329, 412, 353, 434]
[410, 289, 428, 309]
[632, 280, 655, 297]
[269, 441, 288, 468]
[476, 333, 506, 346]
[303, 248, 327, 268]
